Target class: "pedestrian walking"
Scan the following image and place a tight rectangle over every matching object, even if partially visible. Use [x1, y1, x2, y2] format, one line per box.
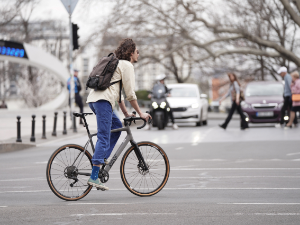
[0, 100, 7, 109]
[86, 38, 151, 190]
[219, 73, 249, 130]
[277, 66, 298, 127]
[285, 71, 300, 129]
[67, 69, 84, 124]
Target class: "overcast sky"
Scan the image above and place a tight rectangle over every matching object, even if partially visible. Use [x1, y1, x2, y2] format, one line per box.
[23, 0, 114, 41]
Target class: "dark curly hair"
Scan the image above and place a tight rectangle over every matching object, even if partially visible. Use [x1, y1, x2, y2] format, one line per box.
[115, 38, 136, 61]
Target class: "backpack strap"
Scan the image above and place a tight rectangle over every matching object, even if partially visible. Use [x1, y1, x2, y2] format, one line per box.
[110, 80, 122, 103]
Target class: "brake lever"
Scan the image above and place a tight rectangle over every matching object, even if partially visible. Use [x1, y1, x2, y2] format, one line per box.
[146, 111, 153, 124]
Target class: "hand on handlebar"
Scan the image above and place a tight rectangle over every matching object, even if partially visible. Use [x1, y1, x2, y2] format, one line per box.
[139, 112, 152, 122]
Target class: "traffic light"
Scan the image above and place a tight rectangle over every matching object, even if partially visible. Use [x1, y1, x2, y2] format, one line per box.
[72, 23, 79, 50]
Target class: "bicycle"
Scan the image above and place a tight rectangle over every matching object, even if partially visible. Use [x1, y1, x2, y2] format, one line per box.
[46, 112, 170, 201]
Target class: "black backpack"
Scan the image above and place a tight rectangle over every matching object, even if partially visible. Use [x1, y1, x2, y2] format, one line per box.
[86, 53, 122, 102]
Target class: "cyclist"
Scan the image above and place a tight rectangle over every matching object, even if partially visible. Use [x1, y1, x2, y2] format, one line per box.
[86, 38, 152, 190]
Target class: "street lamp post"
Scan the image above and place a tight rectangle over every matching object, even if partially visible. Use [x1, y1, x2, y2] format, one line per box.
[61, 0, 79, 131]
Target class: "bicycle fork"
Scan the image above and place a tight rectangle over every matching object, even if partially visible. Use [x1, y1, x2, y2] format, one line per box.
[130, 140, 149, 171]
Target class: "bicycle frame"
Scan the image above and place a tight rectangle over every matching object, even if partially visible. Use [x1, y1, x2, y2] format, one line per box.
[75, 116, 149, 177]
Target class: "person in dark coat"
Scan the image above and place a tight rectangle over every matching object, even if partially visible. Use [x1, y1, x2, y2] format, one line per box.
[219, 73, 249, 130]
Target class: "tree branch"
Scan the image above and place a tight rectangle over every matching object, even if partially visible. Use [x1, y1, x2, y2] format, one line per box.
[279, 0, 300, 27]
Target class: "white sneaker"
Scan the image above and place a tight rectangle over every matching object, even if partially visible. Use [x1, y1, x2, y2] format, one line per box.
[172, 123, 178, 130]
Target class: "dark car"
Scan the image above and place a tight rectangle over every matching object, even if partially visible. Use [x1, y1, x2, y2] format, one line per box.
[241, 81, 284, 123]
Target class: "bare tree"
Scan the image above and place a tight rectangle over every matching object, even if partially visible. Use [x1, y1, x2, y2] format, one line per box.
[0, 0, 25, 27]
[0, 0, 70, 107]
[90, 0, 300, 83]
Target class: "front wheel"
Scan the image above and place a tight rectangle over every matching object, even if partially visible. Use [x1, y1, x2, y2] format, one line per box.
[46, 144, 93, 201]
[120, 142, 170, 197]
[155, 111, 165, 130]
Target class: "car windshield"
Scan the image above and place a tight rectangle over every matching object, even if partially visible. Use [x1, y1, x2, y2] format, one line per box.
[170, 88, 198, 97]
[245, 84, 283, 97]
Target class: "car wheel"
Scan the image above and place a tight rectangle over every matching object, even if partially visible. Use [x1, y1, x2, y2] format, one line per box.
[202, 120, 207, 125]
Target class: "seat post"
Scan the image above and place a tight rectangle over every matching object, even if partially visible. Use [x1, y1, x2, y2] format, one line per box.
[82, 116, 91, 136]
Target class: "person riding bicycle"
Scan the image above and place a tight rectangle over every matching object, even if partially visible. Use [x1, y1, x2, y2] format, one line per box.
[86, 38, 152, 190]
[147, 74, 178, 130]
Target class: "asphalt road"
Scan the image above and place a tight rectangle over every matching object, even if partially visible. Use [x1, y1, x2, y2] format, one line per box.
[0, 119, 300, 225]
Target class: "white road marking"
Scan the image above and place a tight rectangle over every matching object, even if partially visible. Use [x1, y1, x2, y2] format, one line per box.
[169, 176, 300, 179]
[165, 188, 300, 190]
[1, 176, 298, 183]
[171, 168, 300, 171]
[71, 213, 177, 216]
[190, 159, 226, 162]
[68, 203, 134, 205]
[287, 152, 300, 156]
[0, 178, 45, 182]
[236, 213, 300, 216]
[35, 161, 48, 164]
[1, 176, 299, 183]
[220, 203, 300, 205]
[0, 206, 7, 208]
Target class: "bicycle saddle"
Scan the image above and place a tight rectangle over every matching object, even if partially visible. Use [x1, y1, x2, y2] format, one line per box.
[73, 112, 93, 117]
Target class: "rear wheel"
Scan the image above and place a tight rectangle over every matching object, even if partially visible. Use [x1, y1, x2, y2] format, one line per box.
[46, 144, 93, 201]
[120, 142, 170, 197]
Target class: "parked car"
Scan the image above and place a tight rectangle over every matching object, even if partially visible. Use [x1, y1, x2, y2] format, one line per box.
[241, 81, 284, 123]
[166, 83, 209, 126]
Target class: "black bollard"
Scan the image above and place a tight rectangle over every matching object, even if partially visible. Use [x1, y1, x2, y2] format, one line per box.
[42, 115, 46, 139]
[52, 112, 58, 136]
[16, 116, 22, 143]
[63, 111, 67, 135]
[30, 115, 36, 142]
[73, 115, 77, 133]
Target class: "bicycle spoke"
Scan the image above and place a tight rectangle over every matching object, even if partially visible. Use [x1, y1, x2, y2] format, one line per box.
[47, 145, 92, 200]
[122, 143, 169, 195]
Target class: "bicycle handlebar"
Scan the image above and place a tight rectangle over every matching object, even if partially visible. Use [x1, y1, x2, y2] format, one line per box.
[123, 111, 152, 129]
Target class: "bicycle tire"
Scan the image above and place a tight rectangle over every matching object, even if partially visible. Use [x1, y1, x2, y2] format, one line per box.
[120, 141, 170, 197]
[46, 144, 93, 201]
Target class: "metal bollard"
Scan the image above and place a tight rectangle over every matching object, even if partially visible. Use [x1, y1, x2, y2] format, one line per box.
[42, 115, 46, 139]
[73, 115, 77, 133]
[52, 112, 58, 136]
[63, 111, 67, 135]
[16, 116, 22, 143]
[30, 115, 36, 142]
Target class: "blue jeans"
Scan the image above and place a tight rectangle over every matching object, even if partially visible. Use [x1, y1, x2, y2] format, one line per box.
[88, 100, 122, 165]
